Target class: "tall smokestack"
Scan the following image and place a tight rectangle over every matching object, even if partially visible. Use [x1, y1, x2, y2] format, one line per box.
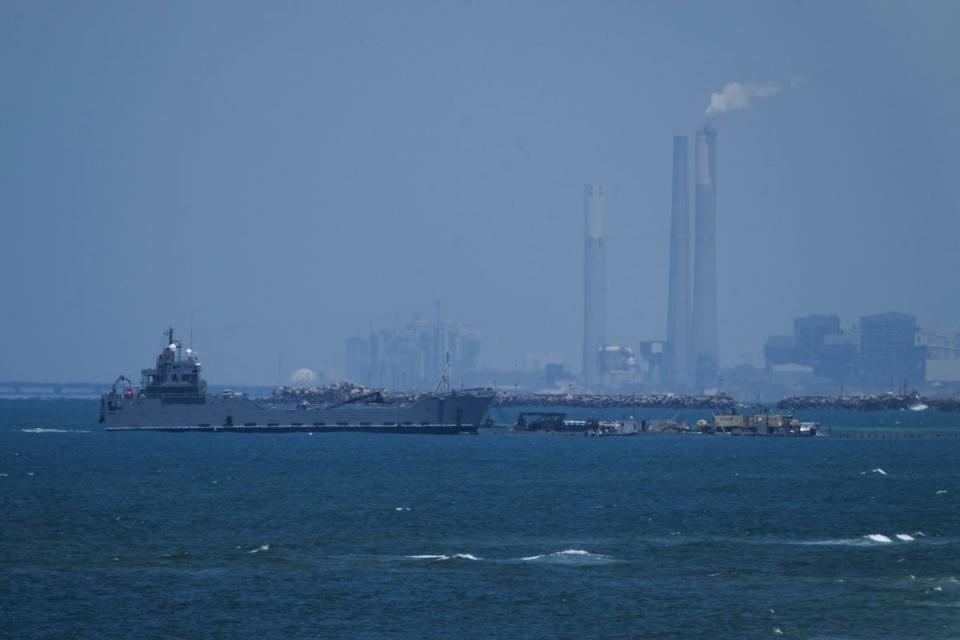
[692, 126, 718, 388]
[666, 135, 692, 389]
[582, 183, 606, 386]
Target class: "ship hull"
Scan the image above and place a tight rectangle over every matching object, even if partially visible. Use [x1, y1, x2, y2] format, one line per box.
[101, 392, 492, 435]
[105, 423, 477, 434]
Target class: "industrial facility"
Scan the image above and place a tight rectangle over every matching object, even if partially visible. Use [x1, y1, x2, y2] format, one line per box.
[579, 126, 721, 394]
[329, 128, 955, 400]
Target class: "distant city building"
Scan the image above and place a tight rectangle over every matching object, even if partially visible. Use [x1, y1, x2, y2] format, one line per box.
[459, 332, 481, 372]
[922, 329, 960, 394]
[922, 329, 960, 360]
[598, 345, 641, 390]
[635, 340, 667, 388]
[858, 311, 925, 390]
[761, 310, 938, 393]
[817, 333, 858, 381]
[763, 313, 856, 381]
[793, 314, 841, 365]
[763, 334, 797, 368]
[543, 363, 571, 388]
[344, 316, 481, 390]
[345, 336, 370, 383]
[523, 352, 563, 373]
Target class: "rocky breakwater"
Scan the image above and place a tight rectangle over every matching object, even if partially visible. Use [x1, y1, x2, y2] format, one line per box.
[492, 392, 739, 410]
[777, 392, 960, 412]
[270, 384, 741, 412]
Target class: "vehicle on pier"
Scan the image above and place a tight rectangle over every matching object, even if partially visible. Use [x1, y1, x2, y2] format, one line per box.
[697, 410, 822, 436]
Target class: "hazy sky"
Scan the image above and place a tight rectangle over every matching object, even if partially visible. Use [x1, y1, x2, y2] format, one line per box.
[2, 0, 958, 384]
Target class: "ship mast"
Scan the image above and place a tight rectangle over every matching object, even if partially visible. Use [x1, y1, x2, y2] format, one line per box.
[435, 352, 451, 394]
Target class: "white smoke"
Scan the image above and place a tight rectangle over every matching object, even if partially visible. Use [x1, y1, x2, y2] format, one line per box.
[705, 78, 800, 118]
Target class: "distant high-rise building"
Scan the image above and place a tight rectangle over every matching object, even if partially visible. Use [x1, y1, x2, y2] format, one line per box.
[666, 135, 692, 389]
[457, 332, 481, 372]
[345, 336, 371, 383]
[582, 183, 606, 386]
[818, 333, 858, 381]
[764, 335, 797, 368]
[793, 314, 842, 365]
[763, 313, 854, 380]
[692, 126, 718, 388]
[347, 316, 481, 390]
[859, 311, 925, 390]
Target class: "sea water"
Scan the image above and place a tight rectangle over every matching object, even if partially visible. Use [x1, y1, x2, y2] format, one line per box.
[2, 400, 959, 639]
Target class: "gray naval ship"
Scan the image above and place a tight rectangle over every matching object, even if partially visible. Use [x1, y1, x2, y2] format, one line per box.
[101, 328, 493, 434]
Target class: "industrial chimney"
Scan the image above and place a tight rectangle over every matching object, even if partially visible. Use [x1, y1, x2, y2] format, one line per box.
[666, 135, 692, 389]
[582, 184, 606, 387]
[692, 126, 719, 388]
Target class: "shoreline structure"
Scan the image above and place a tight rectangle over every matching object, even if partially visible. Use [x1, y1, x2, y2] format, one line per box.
[271, 385, 960, 412]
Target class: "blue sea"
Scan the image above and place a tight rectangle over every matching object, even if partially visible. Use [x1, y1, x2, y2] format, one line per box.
[2, 400, 960, 639]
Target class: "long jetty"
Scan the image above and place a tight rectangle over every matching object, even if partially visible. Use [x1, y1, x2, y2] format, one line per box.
[830, 430, 960, 439]
[777, 392, 960, 412]
[271, 383, 740, 411]
[271, 384, 960, 413]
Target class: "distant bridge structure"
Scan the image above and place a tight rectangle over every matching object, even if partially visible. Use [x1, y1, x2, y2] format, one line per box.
[0, 381, 112, 397]
[0, 381, 276, 399]
[920, 331, 960, 354]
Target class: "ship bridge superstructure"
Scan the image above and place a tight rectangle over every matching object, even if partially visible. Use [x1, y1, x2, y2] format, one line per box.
[140, 327, 207, 403]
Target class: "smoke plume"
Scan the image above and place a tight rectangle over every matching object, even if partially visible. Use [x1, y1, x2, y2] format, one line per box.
[705, 79, 795, 118]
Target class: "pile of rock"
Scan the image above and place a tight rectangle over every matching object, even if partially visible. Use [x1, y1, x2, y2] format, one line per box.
[492, 392, 738, 410]
[777, 392, 960, 412]
[270, 384, 742, 411]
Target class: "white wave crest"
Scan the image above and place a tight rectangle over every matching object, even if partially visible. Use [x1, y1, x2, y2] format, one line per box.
[801, 533, 916, 546]
[404, 553, 481, 561]
[20, 428, 90, 434]
[521, 549, 612, 563]
[248, 544, 270, 554]
[865, 534, 893, 543]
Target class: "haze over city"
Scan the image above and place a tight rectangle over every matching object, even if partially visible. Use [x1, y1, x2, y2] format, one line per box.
[2, 0, 958, 385]
[5, 6, 960, 639]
